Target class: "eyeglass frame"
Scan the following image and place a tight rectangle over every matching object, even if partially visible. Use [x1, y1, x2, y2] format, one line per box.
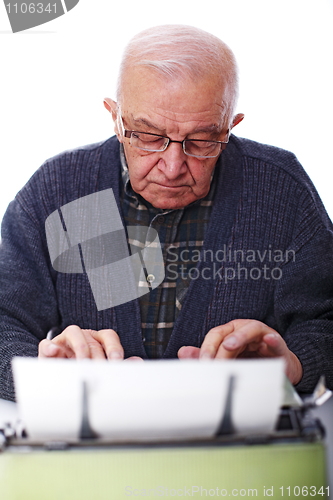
[117, 112, 230, 159]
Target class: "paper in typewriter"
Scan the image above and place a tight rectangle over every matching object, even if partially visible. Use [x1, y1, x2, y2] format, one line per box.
[12, 357, 284, 441]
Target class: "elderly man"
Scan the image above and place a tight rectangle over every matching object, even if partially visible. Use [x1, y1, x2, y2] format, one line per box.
[0, 25, 332, 401]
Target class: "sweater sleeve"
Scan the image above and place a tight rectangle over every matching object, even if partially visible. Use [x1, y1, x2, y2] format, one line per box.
[274, 221, 333, 393]
[0, 198, 60, 401]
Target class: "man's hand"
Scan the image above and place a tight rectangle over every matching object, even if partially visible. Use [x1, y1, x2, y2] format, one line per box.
[38, 325, 143, 361]
[178, 319, 303, 385]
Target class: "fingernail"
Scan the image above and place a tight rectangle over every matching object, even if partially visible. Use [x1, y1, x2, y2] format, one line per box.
[108, 351, 123, 360]
[47, 343, 58, 355]
[223, 336, 238, 348]
[265, 333, 278, 340]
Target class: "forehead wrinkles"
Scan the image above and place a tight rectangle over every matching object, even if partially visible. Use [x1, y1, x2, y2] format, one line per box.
[127, 118, 217, 141]
[128, 103, 225, 136]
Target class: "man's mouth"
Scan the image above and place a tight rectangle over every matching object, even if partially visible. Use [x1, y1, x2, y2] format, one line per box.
[153, 182, 187, 189]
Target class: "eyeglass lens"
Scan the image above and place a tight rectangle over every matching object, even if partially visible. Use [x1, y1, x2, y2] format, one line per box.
[130, 132, 221, 158]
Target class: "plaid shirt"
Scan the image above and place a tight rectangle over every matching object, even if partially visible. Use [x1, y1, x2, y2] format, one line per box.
[120, 146, 216, 358]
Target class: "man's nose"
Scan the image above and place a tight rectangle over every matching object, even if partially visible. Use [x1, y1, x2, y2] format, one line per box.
[157, 141, 188, 179]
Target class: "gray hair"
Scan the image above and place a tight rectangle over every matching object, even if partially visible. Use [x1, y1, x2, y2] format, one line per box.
[116, 25, 239, 126]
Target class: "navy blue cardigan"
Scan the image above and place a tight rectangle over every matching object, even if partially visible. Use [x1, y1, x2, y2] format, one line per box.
[1, 135, 333, 401]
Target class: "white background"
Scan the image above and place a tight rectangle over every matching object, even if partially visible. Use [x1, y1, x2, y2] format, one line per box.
[0, 0, 333, 222]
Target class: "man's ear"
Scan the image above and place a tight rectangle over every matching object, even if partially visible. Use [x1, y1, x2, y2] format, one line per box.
[231, 113, 245, 130]
[103, 98, 123, 142]
[103, 97, 117, 115]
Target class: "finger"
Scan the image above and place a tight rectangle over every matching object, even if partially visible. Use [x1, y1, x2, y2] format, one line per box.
[214, 330, 282, 360]
[285, 350, 303, 385]
[257, 333, 288, 357]
[39, 339, 59, 358]
[199, 323, 235, 359]
[214, 335, 247, 359]
[178, 346, 200, 359]
[258, 334, 303, 384]
[39, 339, 70, 358]
[79, 330, 109, 360]
[125, 356, 144, 362]
[263, 332, 285, 351]
[90, 329, 124, 361]
[221, 321, 275, 352]
[52, 325, 91, 359]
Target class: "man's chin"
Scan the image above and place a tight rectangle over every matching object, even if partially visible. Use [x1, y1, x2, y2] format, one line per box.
[147, 194, 194, 210]
[155, 202, 187, 210]
[138, 187, 197, 210]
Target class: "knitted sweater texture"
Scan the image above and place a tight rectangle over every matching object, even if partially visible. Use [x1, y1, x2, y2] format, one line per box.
[1, 135, 333, 401]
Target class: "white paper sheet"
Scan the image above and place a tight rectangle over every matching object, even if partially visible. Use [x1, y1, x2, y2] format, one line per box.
[12, 357, 284, 441]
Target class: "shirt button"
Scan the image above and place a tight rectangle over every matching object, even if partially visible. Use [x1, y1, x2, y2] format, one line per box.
[147, 274, 155, 284]
[157, 215, 164, 224]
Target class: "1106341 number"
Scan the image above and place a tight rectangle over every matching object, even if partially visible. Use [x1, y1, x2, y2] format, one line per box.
[280, 486, 329, 496]
[5, 3, 57, 14]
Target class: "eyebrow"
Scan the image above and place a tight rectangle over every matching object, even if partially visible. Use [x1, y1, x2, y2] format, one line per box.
[132, 117, 162, 132]
[131, 116, 221, 136]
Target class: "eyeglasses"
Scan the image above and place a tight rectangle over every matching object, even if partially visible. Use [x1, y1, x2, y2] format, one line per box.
[118, 114, 229, 159]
